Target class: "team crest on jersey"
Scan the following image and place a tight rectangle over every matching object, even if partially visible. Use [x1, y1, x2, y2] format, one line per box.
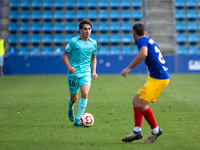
[89, 48, 92, 52]
[66, 44, 69, 49]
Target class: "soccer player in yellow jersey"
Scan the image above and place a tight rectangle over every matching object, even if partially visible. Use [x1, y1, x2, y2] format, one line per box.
[0, 35, 6, 76]
[121, 22, 170, 143]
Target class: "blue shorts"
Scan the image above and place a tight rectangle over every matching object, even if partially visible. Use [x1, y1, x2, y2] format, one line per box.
[68, 75, 91, 94]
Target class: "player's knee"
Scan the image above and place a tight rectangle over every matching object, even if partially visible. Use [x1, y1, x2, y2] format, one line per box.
[81, 91, 89, 98]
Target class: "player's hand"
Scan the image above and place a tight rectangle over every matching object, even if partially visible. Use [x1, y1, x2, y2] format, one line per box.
[92, 73, 98, 79]
[68, 67, 75, 73]
[121, 68, 131, 77]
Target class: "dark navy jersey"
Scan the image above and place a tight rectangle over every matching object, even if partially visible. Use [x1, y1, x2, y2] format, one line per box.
[137, 36, 170, 79]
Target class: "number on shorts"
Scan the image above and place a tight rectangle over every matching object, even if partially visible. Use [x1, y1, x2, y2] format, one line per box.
[69, 80, 75, 87]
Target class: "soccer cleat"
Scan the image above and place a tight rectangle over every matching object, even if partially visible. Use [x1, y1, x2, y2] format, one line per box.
[68, 108, 75, 122]
[145, 128, 163, 143]
[74, 118, 82, 126]
[122, 131, 143, 142]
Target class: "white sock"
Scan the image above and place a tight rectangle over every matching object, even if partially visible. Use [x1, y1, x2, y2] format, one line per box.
[134, 127, 142, 132]
[152, 126, 159, 134]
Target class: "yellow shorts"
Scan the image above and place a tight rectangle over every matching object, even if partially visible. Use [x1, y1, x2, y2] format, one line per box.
[137, 77, 170, 103]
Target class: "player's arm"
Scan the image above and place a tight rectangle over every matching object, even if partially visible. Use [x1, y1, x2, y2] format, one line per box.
[91, 55, 98, 79]
[121, 46, 147, 77]
[62, 52, 75, 73]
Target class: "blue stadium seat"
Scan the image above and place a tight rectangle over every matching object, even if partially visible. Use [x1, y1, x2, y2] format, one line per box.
[54, 34, 63, 44]
[122, 21, 131, 31]
[54, 22, 63, 32]
[121, 0, 130, 8]
[187, 21, 197, 31]
[91, 22, 97, 32]
[32, 0, 41, 8]
[110, 10, 120, 20]
[133, 10, 142, 19]
[110, 0, 119, 8]
[186, 0, 196, 7]
[19, 46, 29, 55]
[98, 0, 108, 8]
[53, 46, 63, 55]
[198, 0, 200, 7]
[20, 22, 29, 32]
[20, 34, 29, 44]
[21, 10, 30, 20]
[188, 33, 198, 43]
[188, 45, 199, 55]
[31, 10, 41, 20]
[176, 21, 186, 31]
[98, 9, 109, 20]
[198, 9, 200, 18]
[43, 10, 52, 20]
[42, 34, 52, 44]
[30, 46, 41, 56]
[65, 34, 74, 43]
[54, 10, 63, 20]
[98, 21, 109, 32]
[133, 46, 139, 55]
[99, 33, 109, 44]
[121, 9, 131, 19]
[110, 45, 121, 55]
[175, 0, 185, 7]
[9, 10, 19, 20]
[65, 22, 75, 32]
[43, 0, 52, 8]
[10, 0, 19, 8]
[187, 9, 197, 19]
[122, 45, 132, 55]
[30, 34, 40, 44]
[87, 10, 97, 20]
[8, 46, 18, 55]
[31, 22, 41, 32]
[42, 46, 52, 55]
[122, 33, 132, 43]
[76, 10, 86, 20]
[90, 34, 97, 41]
[175, 9, 185, 19]
[176, 33, 187, 43]
[177, 45, 187, 55]
[65, 10, 75, 20]
[9, 22, 18, 32]
[110, 33, 121, 43]
[110, 21, 120, 32]
[8, 34, 18, 44]
[21, 0, 30, 8]
[76, 0, 86, 8]
[99, 45, 109, 55]
[88, 0, 97, 8]
[54, 0, 63, 8]
[132, 0, 142, 7]
[65, 0, 74, 8]
[42, 22, 52, 32]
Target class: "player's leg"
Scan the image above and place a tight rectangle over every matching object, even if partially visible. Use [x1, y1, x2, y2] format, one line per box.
[68, 92, 78, 122]
[67, 77, 79, 122]
[122, 94, 144, 142]
[74, 76, 91, 126]
[138, 77, 169, 143]
[0, 56, 3, 76]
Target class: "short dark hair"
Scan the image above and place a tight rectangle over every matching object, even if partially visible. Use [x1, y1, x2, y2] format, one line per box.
[79, 19, 93, 29]
[132, 22, 146, 36]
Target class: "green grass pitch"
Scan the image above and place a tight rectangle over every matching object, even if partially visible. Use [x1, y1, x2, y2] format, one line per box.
[0, 74, 200, 150]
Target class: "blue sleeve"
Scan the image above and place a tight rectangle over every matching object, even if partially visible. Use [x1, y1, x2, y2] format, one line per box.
[65, 39, 73, 54]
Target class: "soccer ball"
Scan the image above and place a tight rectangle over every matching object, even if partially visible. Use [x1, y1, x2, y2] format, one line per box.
[80, 113, 94, 127]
